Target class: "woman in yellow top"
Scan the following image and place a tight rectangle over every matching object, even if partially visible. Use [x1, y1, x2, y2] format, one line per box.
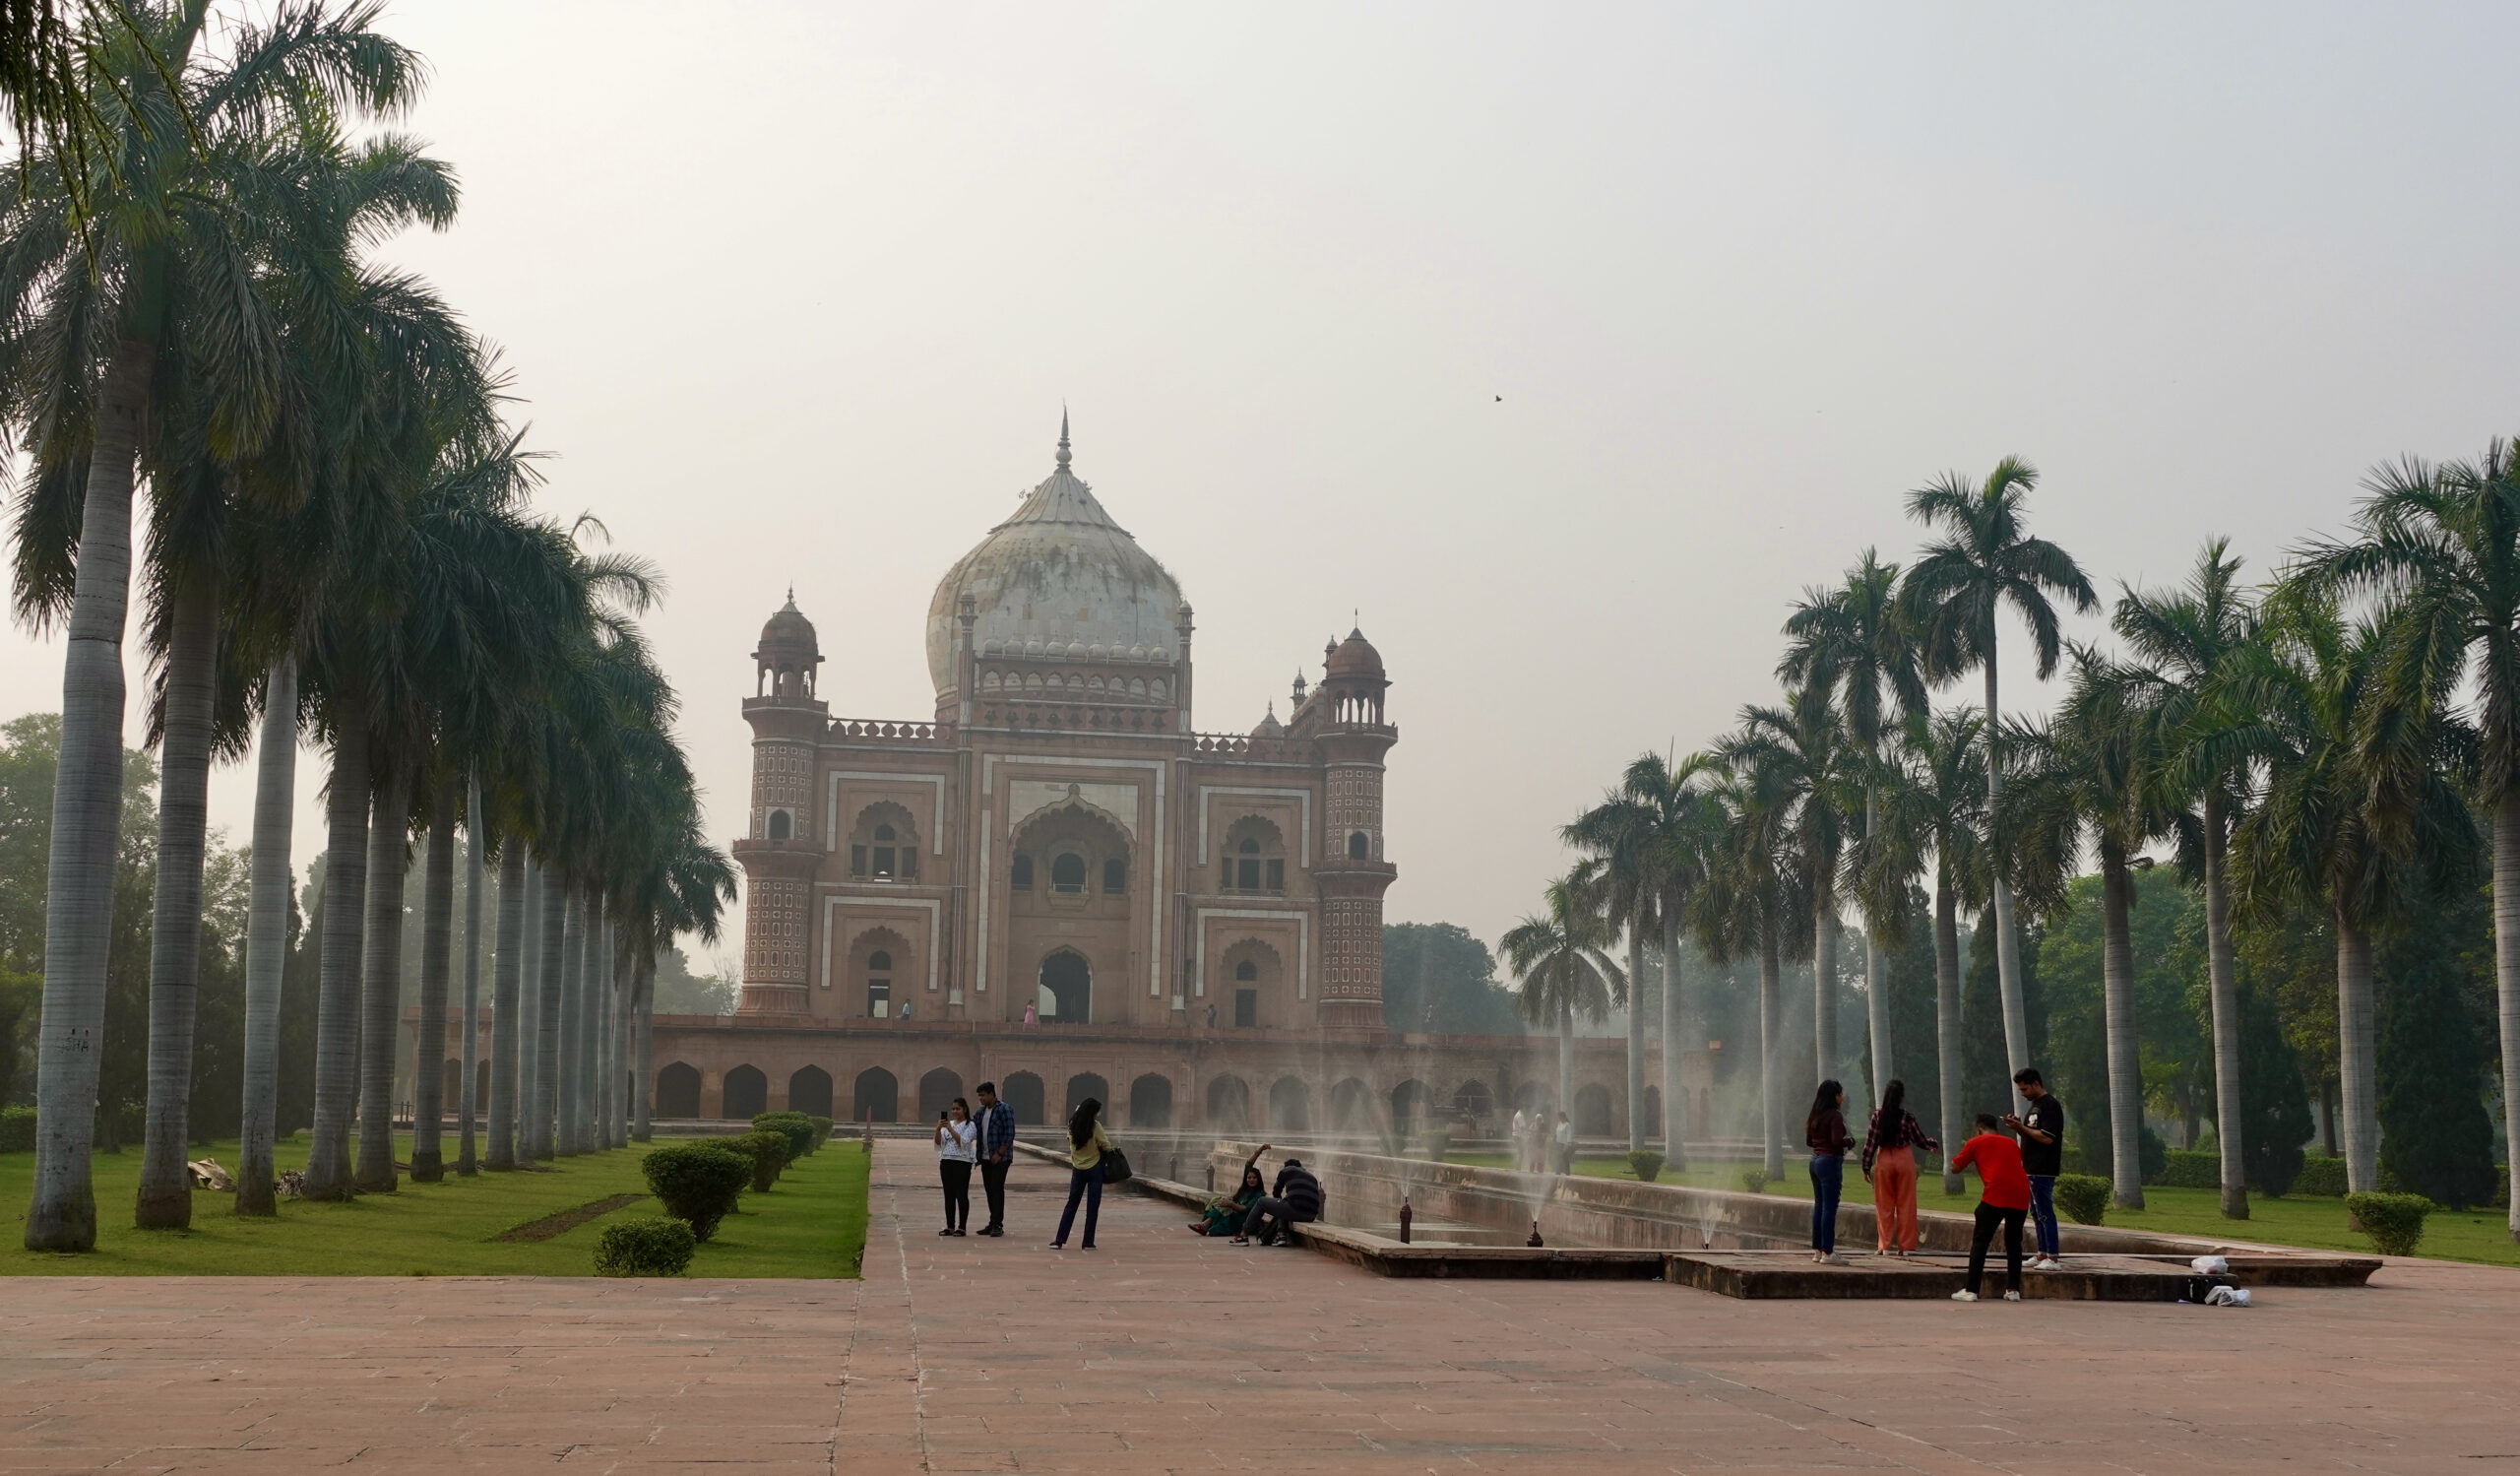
[1050, 1097, 1113, 1251]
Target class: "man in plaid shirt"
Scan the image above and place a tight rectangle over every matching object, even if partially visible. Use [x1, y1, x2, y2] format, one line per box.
[975, 1081, 1018, 1238]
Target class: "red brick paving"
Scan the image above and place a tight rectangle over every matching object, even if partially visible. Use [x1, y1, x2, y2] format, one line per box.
[1, 1140, 2516, 1471]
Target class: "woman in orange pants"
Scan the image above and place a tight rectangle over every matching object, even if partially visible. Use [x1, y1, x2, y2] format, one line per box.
[1861, 1080, 1939, 1256]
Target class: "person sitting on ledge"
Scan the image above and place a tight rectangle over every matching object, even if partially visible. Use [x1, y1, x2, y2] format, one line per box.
[1194, 1145, 1271, 1236]
[1231, 1156, 1324, 1246]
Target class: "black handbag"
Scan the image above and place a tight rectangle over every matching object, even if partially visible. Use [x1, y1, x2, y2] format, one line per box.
[1102, 1145, 1134, 1184]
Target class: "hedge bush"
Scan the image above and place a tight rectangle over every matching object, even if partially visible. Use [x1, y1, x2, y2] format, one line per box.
[808, 1116, 834, 1151]
[2294, 1155, 2349, 1196]
[1628, 1150, 1665, 1183]
[0, 1105, 33, 1153]
[640, 1142, 751, 1241]
[2052, 1175, 2110, 1226]
[2148, 1150, 2221, 1189]
[752, 1112, 818, 1161]
[2345, 1191, 2431, 1257]
[730, 1129, 793, 1191]
[1739, 1168, 1768, 1194]
[594, 1217, 696, 1277]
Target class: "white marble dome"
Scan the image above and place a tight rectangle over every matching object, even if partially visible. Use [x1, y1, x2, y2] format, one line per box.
[925, 421, 1186, 695]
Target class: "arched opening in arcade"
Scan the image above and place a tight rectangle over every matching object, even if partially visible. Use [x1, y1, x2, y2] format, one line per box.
[1269, 1076, 1310, 1131]
[1452, 1079, 1495, 1127]
[1205, 1074, 1250, 1131]
[1128, 1073, 1172, 1128]
[1389, 1079, 1433, 1131]
[1574, 1083, 1613, 1137]
[723, 1064, 768, 1120]
[656, 1062, 700, 1118]
[1065, 1072, 1109, 1120]
[1001, 1071, 1045, 1124]
[853, 1066, 899, 1123]
[1039, 948, 1091, 1024]
[788, 1064, 833, 1117]
[1328, 1077, 1373, 1132]
[918, 1067, 964, 1121]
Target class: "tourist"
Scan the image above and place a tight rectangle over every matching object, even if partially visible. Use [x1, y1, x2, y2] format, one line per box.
[1510, 1105, 1534, 1171]
[1805, 1079, 1853, 1265]
[935, 1097, 978, 1236]
[1206, 1002, 1218, 1028]
[1050, 1096, 1112, 1251]
[1232, 1154, 1325, 1245]
[899, 998, 913, 1021]
[1193, 1143, 1270, 1235]
[974, 1080, 1017, 1238]
[1551, 1110, 1575, 1175]
[1860, 1079, 1938, 1257]
[1022, 999, 1038, 1030]
[1951, 1113, 2031, 1302]
[2003, 1067, 2066, 1270]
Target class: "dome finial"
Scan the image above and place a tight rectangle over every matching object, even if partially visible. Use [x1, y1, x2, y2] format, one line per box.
[1056, 406, 1071, 471]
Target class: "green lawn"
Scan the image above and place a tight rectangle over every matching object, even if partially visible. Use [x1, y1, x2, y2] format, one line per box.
[0, 1134, 869, 1278]
[1445, 1152, 2520, 1268]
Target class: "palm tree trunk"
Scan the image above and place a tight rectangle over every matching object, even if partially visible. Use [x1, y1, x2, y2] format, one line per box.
[1624, 926, 1645, 1153]
[1933, 866, 1964, 1195]
[530, 865, 564, 1162]
[2497, 789, 2520, 1240]
[516, 861, 542, 1161]
[1759, 923, 1784, 1179]
[24, 337, 153, 1252]
[458, 774, 484, 1175]
[1659, 914, 1685, 1171]
[1863, 780, 1893, 1098]
[594, 903, 613, 1148]
[355, 754, 409, 1193]
[486, 838, 523, 1170]
[2203, 790, 2247, 1219]
[136, 574, 218, 1230]
[302, 718, 371, 1201]
[410, 783, 455, 1182]
[1812, 887, 1840, 1086]
[2099, 845, 2145, 1209]
[1984, 657, 2031, 1112]
[235, 657, 297, 1216]
[555, 877, 584, 1156]
[632, 946, 657, 1142]
[2336, 910, 2379, 1193]
[1555, 1001, 1574, 1145]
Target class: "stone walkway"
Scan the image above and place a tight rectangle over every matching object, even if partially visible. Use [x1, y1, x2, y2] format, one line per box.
[3, 1140, 2518, 1472]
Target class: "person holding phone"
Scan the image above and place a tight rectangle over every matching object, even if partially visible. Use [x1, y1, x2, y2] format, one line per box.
[2002, 1067, 2066, 1270]
[934, 1097, 978, 1236]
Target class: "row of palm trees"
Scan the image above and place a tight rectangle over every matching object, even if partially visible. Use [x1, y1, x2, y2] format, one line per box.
[8, 2, 735, 1252]
[1522, 443, 2520, 1237]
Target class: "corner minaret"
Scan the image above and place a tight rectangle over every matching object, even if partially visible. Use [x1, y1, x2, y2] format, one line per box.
[1313, 626, 1397, 1030]
[735, 596, 829, 1016]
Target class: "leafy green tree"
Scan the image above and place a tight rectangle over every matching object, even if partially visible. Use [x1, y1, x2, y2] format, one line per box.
[1380, 924, 1519, 1035]
[1722, 680, 1856, 1085]
[1900, 458, 2098, 1109]
[1698, 743, 1802, 1175]
[2376, 892, 2499, 1209]
[1502, 872, 1623, 1126]
[2235, 982, 2312, 1197]
[651, 947, 736, 1017]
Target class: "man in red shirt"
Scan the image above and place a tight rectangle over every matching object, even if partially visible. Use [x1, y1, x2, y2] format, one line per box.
[1950, 1113, 2031, 1302]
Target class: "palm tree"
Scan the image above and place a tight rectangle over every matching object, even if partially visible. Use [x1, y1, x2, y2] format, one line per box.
[232, 657, 296, 1215]
[4, 0, 423, 1249]
[1783, 548, 1926, 1096]
[1502, 871, 1623, 1136]
[2115, 538, 2261, 1218]
[484, 834, 525, 1168]
[1697, 748, 1801, 1177]
[409, 777, 456, 1180]
[1722, 679, 1854, 1089]
[457, 771, 484, 1174]
[2228, 590, 2475, 1191]
[2292, 443, 2520, 1236]
[2007, 649, 2170, 1209]
[1863, 707, 1986, 1192]
[1900, 458, 2097, 1109]
[1564, 756, 1711, 1155]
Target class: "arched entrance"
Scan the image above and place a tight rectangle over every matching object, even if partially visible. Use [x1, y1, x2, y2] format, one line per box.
[918, 1067, 964, 1121]
[1002, 1070, 1045, 1124]
[853, 1066, 899, 1123]
[656, 1062, 700, 1118]
[1206, 1074, 1250, 1131]
[1574, 1083, 1613, 1137]
[788, 1065, 833, 1117]
[723, 1065, 768, 1120]
[1270, 1076, 1310, 1131]
[1129, 1073, 1172, 1128]
[1065, 1072, 1109, 1120]
[1040, 949, 1091, 1023]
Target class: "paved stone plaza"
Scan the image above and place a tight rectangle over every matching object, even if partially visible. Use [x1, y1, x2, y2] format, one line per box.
[3, 1141, 2516, 1473]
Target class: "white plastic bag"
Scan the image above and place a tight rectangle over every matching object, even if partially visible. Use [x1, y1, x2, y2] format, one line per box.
[2204, 1285, 2251, 1307]
[2189, 1254, 2230, 1275]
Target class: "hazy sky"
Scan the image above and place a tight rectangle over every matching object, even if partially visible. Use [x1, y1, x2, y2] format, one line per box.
[4, 3, 2516, 968]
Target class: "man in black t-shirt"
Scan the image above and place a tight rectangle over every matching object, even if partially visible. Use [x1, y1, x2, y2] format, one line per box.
[2003, 1067, 2066, 1270]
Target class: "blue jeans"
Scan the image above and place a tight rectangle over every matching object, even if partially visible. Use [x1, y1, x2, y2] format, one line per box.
[1053, 1162, 1103, 1248]
[2027, 1175, 2058, 1259]
[1809, 1155, 1844, 1254]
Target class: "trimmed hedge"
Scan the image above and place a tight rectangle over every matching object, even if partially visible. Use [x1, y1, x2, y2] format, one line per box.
[1740, 1168, 1768, 1194]
[2147, 1150, 2221, 1189]
[2345, 1191, 2431, 1257]
[641, 1142, 751, 1242]
[2294, 1156, 2349, 1196]
[2053, 1174, 2111, 1226]
[1628, 1150, 1665, 1183]
[0, 1105, 33, 1153]
[729, 1129, 792, 1191]
[594, 1217, 696, 1277]
[752, 1112, 819, 1161]
[808, 1116, 835, 1151]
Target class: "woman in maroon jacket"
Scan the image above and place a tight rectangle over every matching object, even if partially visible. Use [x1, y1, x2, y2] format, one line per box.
[1804, 1080, 1853, 1265]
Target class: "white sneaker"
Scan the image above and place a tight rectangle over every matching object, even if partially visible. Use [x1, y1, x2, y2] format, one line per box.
[1822, 1252, 1850, 1265]
[2033, 1255, 2061, 1271]
[2002, 1290, 2023, 1302]
[1950, 1290, 1979, 1302]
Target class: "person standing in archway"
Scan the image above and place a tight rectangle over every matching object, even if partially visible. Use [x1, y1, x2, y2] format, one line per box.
[975, 1081, 1016, 1238]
